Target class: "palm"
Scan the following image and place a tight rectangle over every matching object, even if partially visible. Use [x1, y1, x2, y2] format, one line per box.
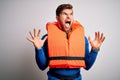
[88, 32, 105, 49]
[27, 29, 47, 49]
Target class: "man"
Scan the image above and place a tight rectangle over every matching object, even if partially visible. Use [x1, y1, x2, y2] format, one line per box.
[27, 4, 105, 80]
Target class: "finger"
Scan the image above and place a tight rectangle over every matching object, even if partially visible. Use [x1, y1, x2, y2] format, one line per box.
[37, 29, 41, 37]
[98, 32, 100, 39]
[34, 28, 36, 37]
[100, 33, 103, 40]
[95, 32, 97, 40]
[29, 31, 34, 39]
[26, 37, 34, 42]
[43, 36, 48, 43]
[101, 36, 105, 42]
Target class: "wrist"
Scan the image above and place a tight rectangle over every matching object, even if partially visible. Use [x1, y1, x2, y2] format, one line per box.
[92, 47, 100, 52]
[36, 46, 42, 50]
[34, 44, 42, 50]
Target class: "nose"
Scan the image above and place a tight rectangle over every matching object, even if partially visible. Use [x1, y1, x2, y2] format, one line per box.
[67, 15, 70, 19]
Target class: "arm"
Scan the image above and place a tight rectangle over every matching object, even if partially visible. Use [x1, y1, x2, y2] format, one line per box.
[84, 32, 105, 70]
[84, 37, 99, 70]
[35, 35, 49, 70]
[27, 29, 48, 70]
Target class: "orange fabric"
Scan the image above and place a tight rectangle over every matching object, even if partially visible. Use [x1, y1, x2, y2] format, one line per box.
[46, 21, 86, 68]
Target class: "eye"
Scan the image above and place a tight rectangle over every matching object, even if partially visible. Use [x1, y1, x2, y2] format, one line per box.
[63, 13, 67, 15]
[61, 12, 67, 16]
[70, 12, 73, 15]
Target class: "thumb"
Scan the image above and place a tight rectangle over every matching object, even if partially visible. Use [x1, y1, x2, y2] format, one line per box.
[43, 36, 48, 43]
[88, 36, 91, 42]
[88, 36, 94, 47]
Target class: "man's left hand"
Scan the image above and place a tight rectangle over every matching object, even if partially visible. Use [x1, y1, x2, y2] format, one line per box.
[88, 32, 105, 50]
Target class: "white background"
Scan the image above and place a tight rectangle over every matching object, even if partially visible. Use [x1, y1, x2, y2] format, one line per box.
[0, 0, 120, 80]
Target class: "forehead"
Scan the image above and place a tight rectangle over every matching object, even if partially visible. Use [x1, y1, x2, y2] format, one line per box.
[61, 9, 73, 14]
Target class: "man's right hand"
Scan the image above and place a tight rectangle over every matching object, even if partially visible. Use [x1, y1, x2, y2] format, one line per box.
[27, 28, 47, 49]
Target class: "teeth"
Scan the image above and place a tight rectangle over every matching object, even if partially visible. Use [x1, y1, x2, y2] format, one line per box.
[66, 21, 70, 24]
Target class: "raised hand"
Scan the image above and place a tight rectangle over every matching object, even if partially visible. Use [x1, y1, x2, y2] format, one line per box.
[27, 28, 47, 49]
[88, 32, 105, 50]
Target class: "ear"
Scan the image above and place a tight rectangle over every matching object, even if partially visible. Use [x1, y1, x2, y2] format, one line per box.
[56, 16, 59, 21]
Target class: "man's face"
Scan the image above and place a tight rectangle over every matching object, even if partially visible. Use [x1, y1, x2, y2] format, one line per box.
[56, 9, 74, 32]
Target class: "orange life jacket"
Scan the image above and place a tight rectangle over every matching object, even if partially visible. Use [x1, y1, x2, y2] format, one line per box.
[46, 21, 86, 68]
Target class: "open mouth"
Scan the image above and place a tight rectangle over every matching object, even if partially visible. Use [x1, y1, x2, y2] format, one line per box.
[65, 21, 71, 28]
[65, 21, 71, 25]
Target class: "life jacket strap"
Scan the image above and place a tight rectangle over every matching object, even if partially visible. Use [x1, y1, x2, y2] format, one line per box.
[49, 56, 84, 60]
[50, 70, 80, 80]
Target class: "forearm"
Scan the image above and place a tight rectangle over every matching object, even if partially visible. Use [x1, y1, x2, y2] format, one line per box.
[84, 37, 99, 70]
[35, 48, 48, 70]
[85, 32, 105, 70]
[84, 49, 98, 70]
